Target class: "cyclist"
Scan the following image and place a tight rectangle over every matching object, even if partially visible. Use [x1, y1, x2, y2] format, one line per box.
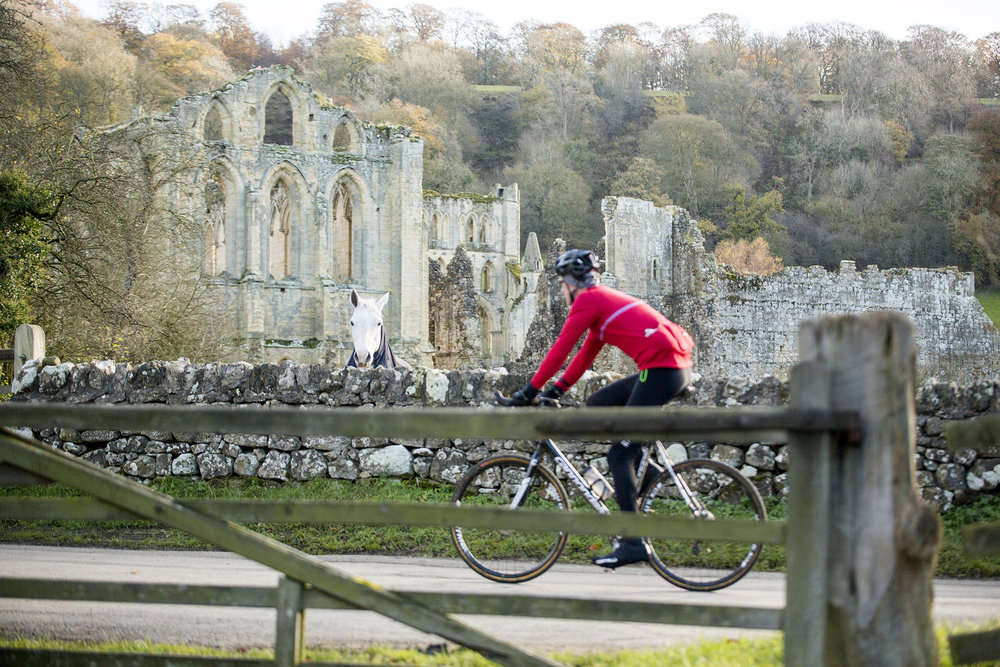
[499, 249, 694, 568]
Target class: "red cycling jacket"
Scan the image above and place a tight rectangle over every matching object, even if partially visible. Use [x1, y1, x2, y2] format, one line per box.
[531, 284, 694, 391]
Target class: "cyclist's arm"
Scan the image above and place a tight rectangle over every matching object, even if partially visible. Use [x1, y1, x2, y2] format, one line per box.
[555, 331, 604, 389]
[530, 301, 598, 389]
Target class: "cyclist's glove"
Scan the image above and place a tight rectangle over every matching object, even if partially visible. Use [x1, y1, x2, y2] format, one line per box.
[497, 384, 539, 406]
[537, 385, 565, 407]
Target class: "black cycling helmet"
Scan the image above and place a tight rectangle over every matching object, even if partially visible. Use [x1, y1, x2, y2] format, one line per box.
[555, 249, 599, 282]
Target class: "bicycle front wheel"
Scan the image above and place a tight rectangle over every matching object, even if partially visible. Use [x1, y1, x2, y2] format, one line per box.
[640, 458, 766, 591]
[450, 455, 569, 583]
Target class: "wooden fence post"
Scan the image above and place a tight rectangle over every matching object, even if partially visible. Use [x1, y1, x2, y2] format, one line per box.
[784, 360, 834, 666]
[795, 312, 941, 666]
[275, 577, 305, 666]
[13, 324, 44, 379]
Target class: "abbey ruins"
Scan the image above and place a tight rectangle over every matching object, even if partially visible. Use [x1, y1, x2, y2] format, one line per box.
[102, 66, 1000, 383]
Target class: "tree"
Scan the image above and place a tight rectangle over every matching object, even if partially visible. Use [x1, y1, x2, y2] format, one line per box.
[444, 9, 510, 84]
[0, 0, 44, 132]
[609, 157, 671, 206]
[721, 183, 784, 242]
[643, 112, 757, 219]
[139, 31, 235, 106]
[513, 22, 594, 142]
[698, 12, 747, 73]
[714, 237, 783, 275]
[952, 211, 1000, 286]
[506, 159, 593, 248]
[969, 109, 1000, 214]
[392, 3, 444, 42]
[469, 92, 521, 177]
[99, 0, 147, 53]
[316, 0, 380, 39]
[904, 25, 976, 133]
[308, 33, 387, 98]
[0, 170, 54, 337]
[975, 32, 1000, 97]
[29, 126, 238, 362]
[34, 10, 138, 127]
[209, 2, 271, 70]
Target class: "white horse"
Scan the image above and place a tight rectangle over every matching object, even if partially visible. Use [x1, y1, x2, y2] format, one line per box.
[347, 289, 412, 370]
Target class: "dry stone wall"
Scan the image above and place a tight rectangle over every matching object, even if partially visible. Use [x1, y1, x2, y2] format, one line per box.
[10, 358, 1000, 511]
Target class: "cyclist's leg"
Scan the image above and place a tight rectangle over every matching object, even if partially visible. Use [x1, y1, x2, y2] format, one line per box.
[612, 367, 693, 512]
[584, 373, 638, 407]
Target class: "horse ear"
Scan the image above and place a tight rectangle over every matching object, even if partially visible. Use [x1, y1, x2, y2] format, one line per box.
[376, 293, 389, 310]
[351, 288, 359, 307]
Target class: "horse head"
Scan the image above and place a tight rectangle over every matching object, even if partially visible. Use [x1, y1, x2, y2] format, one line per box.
[349, 288, 389, 368]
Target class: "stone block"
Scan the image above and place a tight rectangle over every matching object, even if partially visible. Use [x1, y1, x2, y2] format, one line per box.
[257, 451, 290, 481]
[233, 452, 260, 477]
[359, 444, 413, 478]
[198, 452, 233, 480]
[124, 455, 156, 478]
[291, 450, 329, 480]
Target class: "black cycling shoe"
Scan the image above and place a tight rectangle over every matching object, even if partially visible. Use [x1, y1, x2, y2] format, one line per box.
[592, 538, 651, 569]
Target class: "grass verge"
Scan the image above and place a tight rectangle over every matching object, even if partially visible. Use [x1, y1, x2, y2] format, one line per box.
[2, 624, 997, 665]
[977, 288, 1000, 327]
[2, 478, 999, 578]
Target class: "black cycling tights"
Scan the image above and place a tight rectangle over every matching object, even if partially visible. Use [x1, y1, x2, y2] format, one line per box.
[586, 367, 692, 513]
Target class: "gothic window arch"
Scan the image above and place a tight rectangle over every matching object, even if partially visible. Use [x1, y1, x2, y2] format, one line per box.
[204, 105, 224, 142]
[652, 258, 660, 283]
[332, 181, 355, 281]
[431, 211, 442, 242]
[465, 215, 476, 243]
[204, 174, 227, 274]
[332, 118, 361, 153]
[264, 91, 293, 145]
[478, 304, 492, 359]
[481, 262, 495, 293]
[269, 180, 292, 278]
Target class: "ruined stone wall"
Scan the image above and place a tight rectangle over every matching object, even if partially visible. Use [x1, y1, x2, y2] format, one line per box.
[600, 197, 1000, 383]
[423, 186, 538, 367]
[106, 66, 430, 367]
[11, 358, 998, 511]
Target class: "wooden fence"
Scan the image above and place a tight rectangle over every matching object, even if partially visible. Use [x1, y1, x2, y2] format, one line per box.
[0, 313, 962, 666]
[0, 324, 44, 394]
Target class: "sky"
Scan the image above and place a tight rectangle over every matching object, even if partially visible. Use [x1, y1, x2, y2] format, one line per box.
[67, 0, 999, 47]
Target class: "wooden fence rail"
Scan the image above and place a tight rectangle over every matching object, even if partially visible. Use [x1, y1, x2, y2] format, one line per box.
[0, 312, 948, 666]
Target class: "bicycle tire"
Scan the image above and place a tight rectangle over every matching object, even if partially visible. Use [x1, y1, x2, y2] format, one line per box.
[450, 455, 570, 583]
[640, 458, 767, 591]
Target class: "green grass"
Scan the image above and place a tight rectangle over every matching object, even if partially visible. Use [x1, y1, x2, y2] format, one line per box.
[2, 624, 996, 665]
[978, 288, 1000, 327]
[2, 478, 999, 578]
[0, 634, 783, 665]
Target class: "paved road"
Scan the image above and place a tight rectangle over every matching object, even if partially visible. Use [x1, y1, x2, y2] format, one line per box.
[1, 545, 998, 652]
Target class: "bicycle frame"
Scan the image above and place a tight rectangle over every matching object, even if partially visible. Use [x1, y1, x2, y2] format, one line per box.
[515, 438, 711, 518]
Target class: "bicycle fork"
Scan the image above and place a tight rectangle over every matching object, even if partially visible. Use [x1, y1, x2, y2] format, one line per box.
[508, 447, 547, 509]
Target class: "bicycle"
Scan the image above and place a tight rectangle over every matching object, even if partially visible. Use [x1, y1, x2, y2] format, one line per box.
[449, 395, 767, 591]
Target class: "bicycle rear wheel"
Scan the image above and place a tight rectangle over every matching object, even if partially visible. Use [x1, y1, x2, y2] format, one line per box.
[640, 458, 766, 591]
[450, 455, 569, 583]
